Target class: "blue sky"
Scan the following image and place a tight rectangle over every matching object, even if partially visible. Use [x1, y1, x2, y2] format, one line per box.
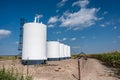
[0, 0, 120, 55]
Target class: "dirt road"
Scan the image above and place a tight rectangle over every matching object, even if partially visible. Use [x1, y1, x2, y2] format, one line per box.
[81, 58, 120, 80]
[0, 58, 119, 80]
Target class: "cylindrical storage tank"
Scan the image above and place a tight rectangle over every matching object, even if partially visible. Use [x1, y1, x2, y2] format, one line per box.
[64, 45, 68, 59]
[66, 45, 69, 59]
[68, 46, 71, 59]
[60, 43, 64, 60]
[47, 41, 60, 61]
[22, 22, 47, 65]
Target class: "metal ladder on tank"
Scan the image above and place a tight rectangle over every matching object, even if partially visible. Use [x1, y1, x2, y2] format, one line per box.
[18, 18, 26, 56]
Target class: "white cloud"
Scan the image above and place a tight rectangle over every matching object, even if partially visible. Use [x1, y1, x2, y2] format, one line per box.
[48, 16, 58, 24]
[60, 8, 99, 29]
[100, 24, 105, 27]
[57, 0, 68, 7]
[113, 26, 117, 30]
[63, 37, 67, 41]
[0, 29, 11, 39]
[16, 41, 19, 44]
[48, 0, 100, 30]
[48, 24, 54, 28]
[58, 0, 100, 30]
[56, 10, 59, 13]
[56, 31, 61, 34]
[100, 22, 112, 28]
[103, 11, 108, 15]
[72, 0, 89, 8]
[70, 37, 76, 41]
[57, 37, 67, 42]
[47, 16, 58, 28]
[15, 41, 19, 45]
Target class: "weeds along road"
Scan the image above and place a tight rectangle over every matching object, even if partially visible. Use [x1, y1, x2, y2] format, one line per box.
[0, 58, 119, 80]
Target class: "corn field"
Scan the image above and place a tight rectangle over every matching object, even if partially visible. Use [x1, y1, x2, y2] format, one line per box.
[88, 51, 120, 68]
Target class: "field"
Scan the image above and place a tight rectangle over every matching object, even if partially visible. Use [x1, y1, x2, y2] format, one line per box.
[0, 56, 20, 61]
[86, 51, 120, 69]
[71, 51, 120, 69]
[0, 58, 120, 80]
[0, 52, 120, 80]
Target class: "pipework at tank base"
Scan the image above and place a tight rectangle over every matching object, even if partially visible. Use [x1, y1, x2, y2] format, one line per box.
[66, 57, 71, 59]
[21, 60, 47, 65]
[59, 58, 65, 60]
[47, 58, 60, 61]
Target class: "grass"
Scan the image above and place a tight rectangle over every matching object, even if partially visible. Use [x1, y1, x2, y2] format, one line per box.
[0, 56, 21, 61]
[0, 64, 32, 80]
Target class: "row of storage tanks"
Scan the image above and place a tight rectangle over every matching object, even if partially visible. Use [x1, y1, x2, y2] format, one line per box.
[22, 20, 71, 65]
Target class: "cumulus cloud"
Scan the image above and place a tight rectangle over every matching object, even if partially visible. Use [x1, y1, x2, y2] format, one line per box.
[56, 31, 61, 34]
[48, 16, 58, 24]
[113, 26, 117, 30]
[100, 24, 105, 27]
[58, 37, 76, 42]
[70, 37, 76, 41]
[57, 37, 67, 42]
[0, 29, 11, 39]
[103, 11, 108, 15]
[62, 37, 67, 41]
[56, 10, 59, 13]
[57, 0, 68, 7]
[48, 0, 100, 30]
[48, 24, 54, 28]
[100, 21, 111, 28]
[60, 8, 98, 28]
[100, 21, 118, 30]
[16, 41, 19, 44]
[72, 0, 89, 8]
[15, 41, 19, 45]
[59, 0, 100, 30]
[47, 16, 58, 28]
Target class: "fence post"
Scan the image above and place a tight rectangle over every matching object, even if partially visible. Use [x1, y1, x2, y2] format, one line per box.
[78, 59, 80, 80]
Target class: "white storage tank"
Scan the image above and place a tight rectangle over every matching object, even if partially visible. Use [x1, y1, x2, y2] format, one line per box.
[66, 45, 69, 59]
[22, 17, 47, 65]
[66, 45, 70, 59]
[68, 46, 71, 59]
[60, 43, 64, 60]
[47, 41, 60, 61]
[64, 44, 68, 59]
